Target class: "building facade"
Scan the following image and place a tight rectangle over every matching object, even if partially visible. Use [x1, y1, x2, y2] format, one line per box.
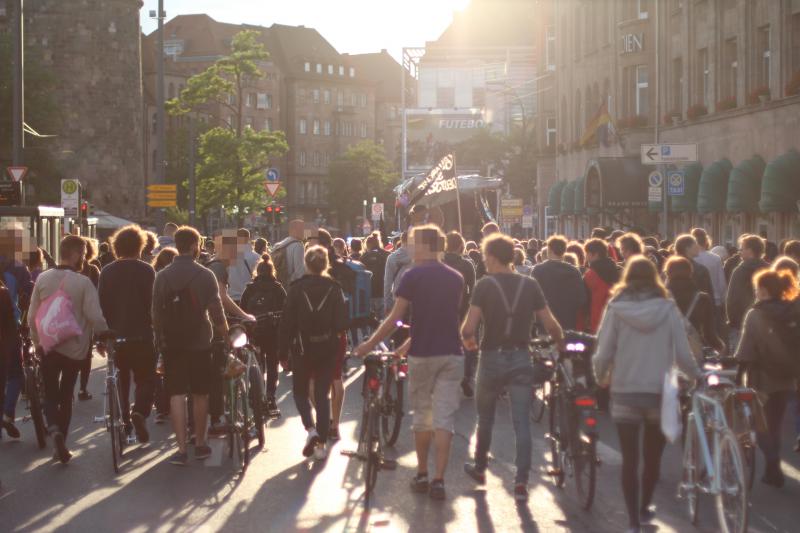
[551, 0, 800, 244]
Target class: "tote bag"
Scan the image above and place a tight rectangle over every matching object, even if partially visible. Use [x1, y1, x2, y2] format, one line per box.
[34, 276, 83, 353]
[660, 366, 682, 443]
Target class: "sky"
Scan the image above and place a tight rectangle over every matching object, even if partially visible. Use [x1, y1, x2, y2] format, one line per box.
[140, 0, 471, 60]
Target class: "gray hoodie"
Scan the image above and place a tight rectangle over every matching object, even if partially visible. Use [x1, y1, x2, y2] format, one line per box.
[383, 246, 411, 311]
[593, 291, 701, 396]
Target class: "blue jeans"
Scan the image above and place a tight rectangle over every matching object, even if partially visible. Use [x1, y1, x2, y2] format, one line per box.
[3, 336, 22, 419]
[474, 350, 534, 483]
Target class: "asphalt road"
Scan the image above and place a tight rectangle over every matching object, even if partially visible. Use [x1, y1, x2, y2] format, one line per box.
[2, 357, 800, 532]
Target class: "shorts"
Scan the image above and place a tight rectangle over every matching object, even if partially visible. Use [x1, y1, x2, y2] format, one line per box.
[163, 348, 214, 396]
[610, 401, 661, 424]
[408, 355, 463, 433]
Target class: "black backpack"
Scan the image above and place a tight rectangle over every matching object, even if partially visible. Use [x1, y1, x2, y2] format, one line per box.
[296, 285, 341, 355]
[161, 271, 204, 351]
[244, 281, 286, 339]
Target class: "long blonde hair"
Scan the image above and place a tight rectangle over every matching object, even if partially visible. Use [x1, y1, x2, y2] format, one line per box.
[611, 255, 668, 299]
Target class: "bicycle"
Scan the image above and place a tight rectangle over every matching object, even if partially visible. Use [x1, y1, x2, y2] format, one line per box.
[379, 352, 407, 447]
[93, 335, 137, 474]
[680, 370, 749, 533]
[20, 327, 47, 449]
[535, 332, 599, 511]
[530, 339, 557, 423]
[229, 317, 267, 448]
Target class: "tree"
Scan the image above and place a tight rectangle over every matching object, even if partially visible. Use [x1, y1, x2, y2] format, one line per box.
[168, 30, 288, 225]
[327, 141, 397, 232]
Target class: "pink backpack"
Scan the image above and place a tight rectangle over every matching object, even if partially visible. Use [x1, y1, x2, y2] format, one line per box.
[34, 275, 83, 353]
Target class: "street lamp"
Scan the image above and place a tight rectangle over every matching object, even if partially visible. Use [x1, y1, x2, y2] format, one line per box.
[150, 2, 167, 227]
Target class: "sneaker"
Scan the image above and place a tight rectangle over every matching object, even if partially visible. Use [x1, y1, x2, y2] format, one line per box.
[169, 451, 189, 466]
[461, 379, 474, 398]
[131, 412, 149, 444]
[429, 479, 446, 500]
[303, 430, 320, 458]
[266, 398, 280, 418]
[1, 418, 20, 439]
[328, 427, 340, 442]
[410, 473, 430, 493]
[463, 463, 486, 484]
[195, 444, 212, 460]
[78, 390, 92, 401]
[514, 483, 529, 502]
[313, 444, 328, 461]
[52, 431, 71, 464]
[639, 505, 656, 523]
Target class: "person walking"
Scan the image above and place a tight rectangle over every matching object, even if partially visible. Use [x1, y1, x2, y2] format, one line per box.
[156, 223, 178, 253]
[152, 226, 228, 465]
[461, 233, 564, 501]
[531, 235, 586, 332]
[727, 235, 769, 351]
[674, 234, 715, 308]
[151, 246, 178, 423]
[383, 231, 411, 312]
[272, 220, 307, 287]
[27, 235, 110, 463]
[356, 225, 465, 500]
[691, 228, 728, 323]
[734, 269, 799, 487]
[241, 253, 286, 418]
[227, 228, 260, 305]
[98, 225, 157, 443]
[360, 232, 390, 319]
[77, 238, 101, 401]
[442, 231, 477, 397]
[581, 238, 620, 334]
[279, 246, 348, 460]
[593, 256, 701, 532]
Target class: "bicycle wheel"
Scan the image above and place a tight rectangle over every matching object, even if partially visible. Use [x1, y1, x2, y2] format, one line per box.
[573, 434, 597, 510]
[682, 413, 700, 525]
[232, 379, 250, 474]
[715, 428, 748, 533]
[107, 382, 120, 474]
[248, 366, 266, 448]
[364, 404, 380, 507]
[547, 392, 565, 488]
[380, 371, 403, 447]
[531, 380, 549, 423]
[25, 370, 46, 449]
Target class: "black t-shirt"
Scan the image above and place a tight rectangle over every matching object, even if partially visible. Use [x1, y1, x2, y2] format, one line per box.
[206, 259, 229, 286]
[471, 272, 546, 351]
[98, 259, 156, 340]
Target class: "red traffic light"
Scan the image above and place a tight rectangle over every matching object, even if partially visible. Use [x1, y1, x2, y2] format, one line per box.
[265, 206, 273, 213]
[80, 201, 89, 215]
[275, 206, 282, 214]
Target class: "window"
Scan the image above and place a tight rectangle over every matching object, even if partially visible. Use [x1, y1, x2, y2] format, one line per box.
[546, 25, 556, 71]
[299, 151, 307, 168]
[257, 93, 272, 110]
[638, 0, 649, 19]
[313, 151, 321, 167]
[546, 117, 556, 146]
[246, 93, 255, 107]
[696, 47, 710, 106]
[349, 67, 355, 77]
[324, 120, 331, 136]
[560, 97, 568, 142]
[360, 121, 368, 138]
[316, 63, 322, 74]
[297, 88, 306, 105]
[472, 87, 486, 107]
[312, 89, 320, 104]
[723, 38, 738, 100]
[323, 89, 331, 104]
[672, 57, 683, 111]
[345, 122, 353, 136]
[758, 25, 771, 89]
[360, 94, 367, 107]
[339, 65, 345, 76]
[437, 87, 455, 107]
[636, 65, 649, 116]
[168, 82, 175, 99]
[264, 118, 273, 131]
[304, 62, 311, 72]
[328, 64, 334, 75]
[227, 94, 236, 105]
[323, 152, 330, 166]
[337, 91, 344, 106]
[299, 118, 307, 135]
[244, 116, 254, 129]
[313, 119, 320, 135]
[351, 93, 358, 106]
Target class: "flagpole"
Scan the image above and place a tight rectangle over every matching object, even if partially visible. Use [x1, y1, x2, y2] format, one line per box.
[454, 155, 463, 234]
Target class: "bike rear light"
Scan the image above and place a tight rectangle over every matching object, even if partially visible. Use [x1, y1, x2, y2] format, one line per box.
[566, 342, 586, 352]
[584, 417, 597, 427]
[707, 374, 720, 386]
[736, 390, 755, 402]
[574, 396, 596, 407]
[399, 363, 408, 374]
[368, 377, 380, 391]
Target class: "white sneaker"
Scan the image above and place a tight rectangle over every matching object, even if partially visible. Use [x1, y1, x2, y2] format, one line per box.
[302, 429, 319, 457]
[313, 444, 328, 461]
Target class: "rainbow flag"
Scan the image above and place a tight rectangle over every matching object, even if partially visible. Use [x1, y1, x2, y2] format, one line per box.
[580, 101, 614, 147]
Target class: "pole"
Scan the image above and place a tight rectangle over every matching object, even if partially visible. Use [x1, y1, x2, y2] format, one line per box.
[453, 156, 463, 234]
[11, 0, 24, 167]
[155, 0, 166, 227]
[188, 115, 196, 227]
[655, 0, 668, 240]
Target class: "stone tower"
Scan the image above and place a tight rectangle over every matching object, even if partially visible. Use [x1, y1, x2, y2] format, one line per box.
[25, 0, 145, 219]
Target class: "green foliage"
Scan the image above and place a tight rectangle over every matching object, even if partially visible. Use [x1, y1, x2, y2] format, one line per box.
[164, 206, 189, 225]
[327, 141, 397, 230]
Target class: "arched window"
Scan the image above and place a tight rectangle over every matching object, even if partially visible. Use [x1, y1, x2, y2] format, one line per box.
[560, 97, 568, 143]
[574, 89, 582, 141]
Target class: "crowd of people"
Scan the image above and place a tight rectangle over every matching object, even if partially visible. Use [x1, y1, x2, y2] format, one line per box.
[1, 214, 799, 532]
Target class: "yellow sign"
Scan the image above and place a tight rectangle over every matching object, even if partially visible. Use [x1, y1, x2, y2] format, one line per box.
[147, 184, 177, 192]
[147, 200, 177, 208]
[147, 193, 177, 200]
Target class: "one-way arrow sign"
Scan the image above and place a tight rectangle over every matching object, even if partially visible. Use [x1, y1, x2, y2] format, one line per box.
[645, 147, 657, 161]
[641, 144, 698, 165]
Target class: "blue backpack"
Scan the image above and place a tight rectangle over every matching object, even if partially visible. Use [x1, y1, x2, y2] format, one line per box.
[343, 260, 372, 322]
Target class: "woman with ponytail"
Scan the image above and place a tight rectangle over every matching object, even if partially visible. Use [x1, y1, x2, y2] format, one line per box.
[734, 268, 800, 487]
[241, 253, 287, 418]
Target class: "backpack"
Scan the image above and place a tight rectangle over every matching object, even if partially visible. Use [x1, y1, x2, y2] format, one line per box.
[243, 281, 285, 339]
[759, 303, 800, 380]
[682, 293, 704, 363]
[160, 270, 204, 351]
[34, 275, 83, 353]
[273, 239, 300, 287]
[343, 260, 372, 323]
[296, 285, 339, 355]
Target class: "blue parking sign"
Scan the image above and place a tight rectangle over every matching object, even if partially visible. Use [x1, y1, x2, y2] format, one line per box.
[667, 170, 685, 196]
[661, 145, 671, 157]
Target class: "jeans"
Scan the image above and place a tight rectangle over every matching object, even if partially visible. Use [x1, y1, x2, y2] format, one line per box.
[116, 341, 157, 425]
[257, 346, 280, 398]
[757, 390, 790, 475]
[728, 328, 741, 354]
[42, 352, 82, 436]
[474, 350, 534, 484]
[292, 352, 334, 440]
[3, 336, 22, 418]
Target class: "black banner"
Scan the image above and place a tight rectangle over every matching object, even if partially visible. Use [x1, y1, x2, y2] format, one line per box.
[408, 154, 457, 208]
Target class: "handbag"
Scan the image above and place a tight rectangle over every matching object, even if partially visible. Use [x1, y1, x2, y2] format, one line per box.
[34, 275, 83, 353]
[661, 365, 682, 443]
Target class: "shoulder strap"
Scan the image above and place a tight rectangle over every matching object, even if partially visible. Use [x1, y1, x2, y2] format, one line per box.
[302, 286, 333, 313]
[685, 292, 701, 320]
[487, 275, 527, 338]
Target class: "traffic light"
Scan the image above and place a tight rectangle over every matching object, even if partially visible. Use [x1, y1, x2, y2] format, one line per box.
[264, 205, 275, 225]
[275, 205, 283, 224]
[80, 201, 89, 219]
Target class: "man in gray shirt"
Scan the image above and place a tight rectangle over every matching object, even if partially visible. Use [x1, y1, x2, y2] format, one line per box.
[152, 226, 228, 465]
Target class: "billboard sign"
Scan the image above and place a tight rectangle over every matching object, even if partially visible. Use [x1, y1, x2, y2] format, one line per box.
[405, 108, 486, 171]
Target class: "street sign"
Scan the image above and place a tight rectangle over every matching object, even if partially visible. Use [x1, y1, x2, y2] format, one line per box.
[371, 202, 384, 222]
[648, 186, 662, 203]
[265, 182, 281, 197]
[147, 184, 177, 192]
[61, 179, 80, 217]
[667, 170, 685, 196]
[147, 200, 177, 208]
[641, 143, 698, 165]
[266, 168, 279, 182]
[500, 197, 524, 223]
[6, 166, 27, 182]
[648, 171, 663, 188]
[523, 204, 534, 217]
[0, 182, 22, 207]
[522, 214, 534, 229]
[147, 192, 177, 200]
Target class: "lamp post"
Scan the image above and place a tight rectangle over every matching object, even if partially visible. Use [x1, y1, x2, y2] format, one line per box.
[11, 0, 24, 167]
[149, 2, 166, 228]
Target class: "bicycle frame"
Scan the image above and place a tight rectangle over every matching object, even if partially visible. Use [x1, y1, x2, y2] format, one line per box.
[690, 390, 728, 491]
[94, 341, 135, 445]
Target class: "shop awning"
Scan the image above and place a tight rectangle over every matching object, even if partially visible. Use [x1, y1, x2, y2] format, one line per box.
[573, 176, 586, 214]
[726, 155, 765, 213]
[547, 180, 566, 216]
[670, 163, 703, 213]
[697, 159, 733, 214]
[759, 150, 800, 213]
[584, 157, 649, 212]
[93, 210, 137, 230]
[560, 180, 576, 215]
